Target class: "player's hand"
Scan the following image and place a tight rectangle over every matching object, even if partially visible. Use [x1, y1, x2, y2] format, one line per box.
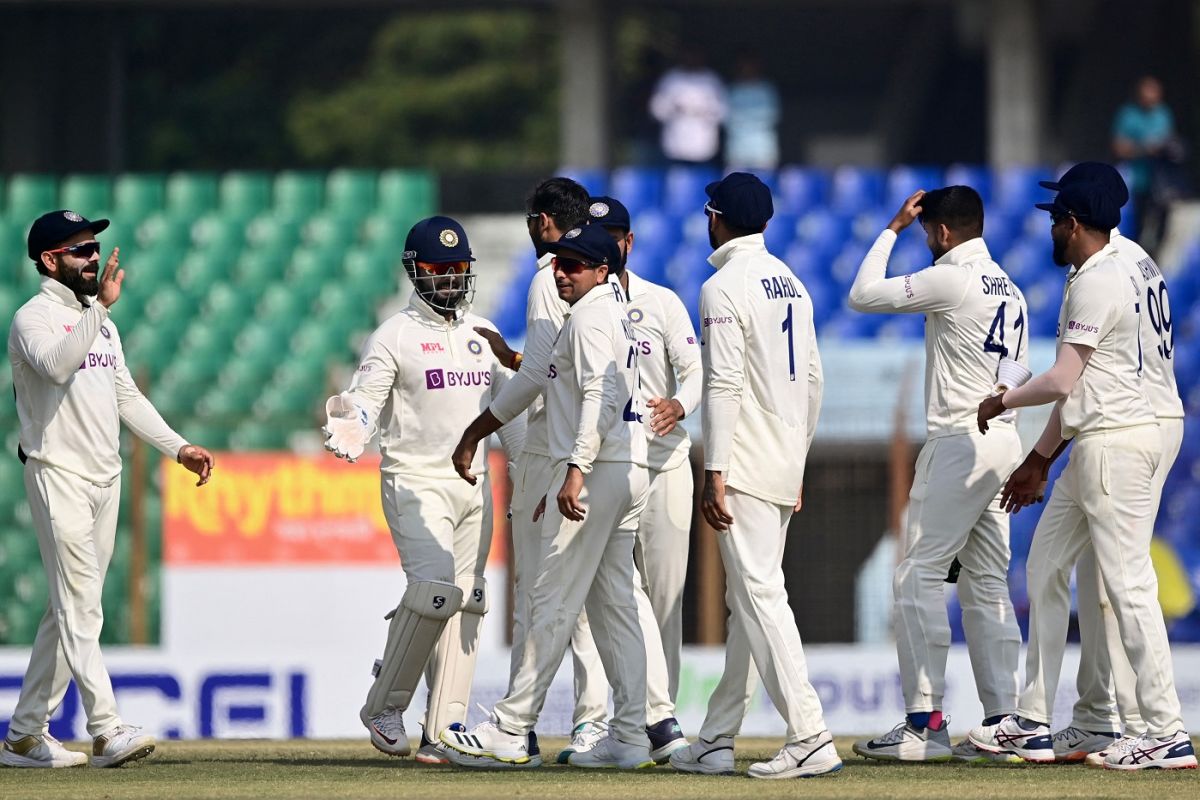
[97, 247, 124, 308]
[451, 434, 480, 485]
[177, 444, 215, 487]
[794, 484, 803, 513]
[977, 393, 1007, 434]
[702, 470, 735, 531]
[532, 495, 546, 522]
[474, 327, 518, 369]
[1001, 451, 1049, 513]
[557, 465, 587, 522]
[646, 396, 685, 437]
[887, 191, 925, 234]
[323, 393, 369, 462]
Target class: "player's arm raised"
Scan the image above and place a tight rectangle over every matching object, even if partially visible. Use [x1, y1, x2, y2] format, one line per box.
[324, 329, 393, 462]
[700, 282, 745, 531]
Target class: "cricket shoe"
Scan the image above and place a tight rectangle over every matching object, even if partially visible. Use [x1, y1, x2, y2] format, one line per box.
[567, 732, 656, 769]
[555, 720, 609, 764]
[647, 717, 689, 764]
[668, 735, 736, 775]
[439, 708, 533, 767]
[748, 731, 842, 779]
[968, 715, 1053, 763]
[0, 732, 87, 768]
[1051, 725, 1119, 762]
[1085, 734, 1138, 767]
[1102, 730, 1197, 770]
[951, 738, 1023, 764]
[852, 719, 952, 762]
[360, 706, 409, 757]
[91, 725, 156, 768]
[415, 726, 452, 764]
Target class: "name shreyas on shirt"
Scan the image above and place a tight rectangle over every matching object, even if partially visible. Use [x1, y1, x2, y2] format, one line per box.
[981, 275, 1015, 297]
[760, 275, 802, 299]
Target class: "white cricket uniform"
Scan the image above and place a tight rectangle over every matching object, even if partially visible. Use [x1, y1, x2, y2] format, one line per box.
[696, 233, 827, 744]
[7, 278, 188, 739]
[346, 294, 525, 734]
[1072, 234, 1185, 735]
[849, 231, 1026, 718]
[487, 253, 607, 726]
[493, 280, 651, 747]
[1017, 244, 1185, 737]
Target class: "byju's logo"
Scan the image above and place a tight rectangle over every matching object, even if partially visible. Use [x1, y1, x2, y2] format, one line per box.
[425, 369, 445, 390]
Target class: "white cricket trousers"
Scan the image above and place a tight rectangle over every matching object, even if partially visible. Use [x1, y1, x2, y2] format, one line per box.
[697, 488, 827, 744]
[382, 472, 491, 735]
[10, 460, 122, 738]
[893, 428, 1023, 717]
[1017, 424, 1186, 737]
[1072, 417, 1184, 734]
[507, 451, 607, 726]
[495, 460, 650, 746]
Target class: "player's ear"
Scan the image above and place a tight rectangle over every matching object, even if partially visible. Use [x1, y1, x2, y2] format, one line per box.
[938, 223, 953, 249]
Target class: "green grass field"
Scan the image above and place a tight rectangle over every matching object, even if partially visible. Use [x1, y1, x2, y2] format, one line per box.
[1, 737, 1196, 800]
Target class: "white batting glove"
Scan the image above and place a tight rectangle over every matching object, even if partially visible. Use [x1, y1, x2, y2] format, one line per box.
[323, 392, 370, 462]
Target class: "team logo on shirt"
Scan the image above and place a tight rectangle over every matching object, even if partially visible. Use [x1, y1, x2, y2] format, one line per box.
[562, 228, 582, 239]
[99, 325, 111, 339]
[628, 308, 644, 323]
[1067, 320, 1099, 334]
[589, 202, 610, 218]
[425, 368, 492, 390]
[421, 342, 445, 354]
[439, 229, 459, 248]
[64, 211, 83, 222]
[467, 339, 483, 355]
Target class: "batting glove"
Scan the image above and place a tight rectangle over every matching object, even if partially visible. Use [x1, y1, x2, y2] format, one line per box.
[323, 392, 371, 462]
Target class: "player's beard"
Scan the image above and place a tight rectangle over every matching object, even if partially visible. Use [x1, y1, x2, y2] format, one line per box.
[708, 217, 718, 250]
[56, 256, 99, 296]
[1051, 231, 1070, 267]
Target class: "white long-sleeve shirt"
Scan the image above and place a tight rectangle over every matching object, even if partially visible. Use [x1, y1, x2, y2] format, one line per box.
[849, 231, 1030, 438]
[1053, 243, 1156, 438]
[488, 253, 566, 458]
[700, 234, 822, 506]
[649, 67, 728, 163]
[1111, 233, 1184, 419]
[8, 277, 188, 484]
[625, 269, 702, 471]
[546, 281, 646, 472]
[346, 296, 525, 478]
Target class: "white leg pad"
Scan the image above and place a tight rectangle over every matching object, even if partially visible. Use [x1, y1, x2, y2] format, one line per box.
[425, 576, 488, 734]
[363, 580, 463, 718]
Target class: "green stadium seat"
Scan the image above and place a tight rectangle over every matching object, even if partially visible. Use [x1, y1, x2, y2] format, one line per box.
[286, 248, 339, 285]
[166, 172, 219, 216]
[219, 171, 272, 218]
[245, 212, 303, 252]
[232, 247, 289, 290]
[113, 174, 166, 219]
[60, 174, 113, 217]
[378, 169, 437, 216]
[176, 249, 236, 298]
[177, 421, 230, 451]
[229, 422, 290, 451]
[191, 213, 246, 253]
[136, 211, 193, 250]
[6, 175, 58, 220]
[342, 245, 397, 286]
[303, 211, 361, 249]
[326, 169, 378, 214]
[273, 171, 324, 217]
[257, 282, 313, 322]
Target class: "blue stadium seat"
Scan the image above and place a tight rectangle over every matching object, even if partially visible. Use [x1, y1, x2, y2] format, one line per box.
[993, 165, 1055, 216]
[665, 243, 712, 294]
[885, 165, 943, 209]
[794, 209, 854, 261]
[945, 164, 993, 205]
[663, 166, 721, 217]
[829, 166, 885, 215]
[559, 168, 607, 197]
[774, 166, 829, 215]
[763, 213, 798, 254]
[609, 167, 664, 217]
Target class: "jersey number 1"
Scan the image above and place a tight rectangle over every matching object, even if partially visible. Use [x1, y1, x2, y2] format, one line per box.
[782, 303, 796, 382]
[983, 302, 1025, 362]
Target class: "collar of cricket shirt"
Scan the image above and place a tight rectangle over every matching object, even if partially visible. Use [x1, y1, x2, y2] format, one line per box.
[707, 232, 767, 270]
[934, 236, 991, 267]
[39, 275, 89, 311]
[536, 252, 554, 271]
[1070, 241, 1119, 283]
[407, 291, 464, 327]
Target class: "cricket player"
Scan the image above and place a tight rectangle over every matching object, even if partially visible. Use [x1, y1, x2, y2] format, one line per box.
[450, 177, 612, 759]
[323, 216, 525, 763]
[670, 172, 841, 779]
[2, 211, 214, 769]
[441, 223, 655, 769]
[971, 181, 1196, 770]
[846, 187, 1026, 763]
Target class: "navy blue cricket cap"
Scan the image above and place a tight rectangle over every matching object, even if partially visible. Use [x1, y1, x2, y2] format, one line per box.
[27, 210, 110, 262]
[704, 171, 774, 229]
[1035, 181, 1122, 231]
[587, 196, 631, 232]
[545, 223, 621, 268]
[1039, 162, 1129, 208]
[403, 216, 475, 263]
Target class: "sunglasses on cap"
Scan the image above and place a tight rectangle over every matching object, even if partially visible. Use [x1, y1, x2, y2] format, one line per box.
[414, 260, 471, 276]
[1050, 212, 1075, 227]
[553, 256, 601, 275]
[46, 241, 101, 259]
[703, 202, 723, 216]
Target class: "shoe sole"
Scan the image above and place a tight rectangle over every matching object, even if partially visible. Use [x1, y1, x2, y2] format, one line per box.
[953, 754, 1025, 765]
[0, 752, 87, 769]
[414, 752, 449, 765]
[967, 735, 1054, 764]
[555, 748, 575, 765]
[851, 743, 953, 762]
[1104, 759, 1198, 771]
[650, 738, 690, 764]
[91, 743, 155, 769]
[367, 736, 410, 757]
[568, 758, 657, 769]
[749, 760, 843, 779]
[444, 748, 539, 769]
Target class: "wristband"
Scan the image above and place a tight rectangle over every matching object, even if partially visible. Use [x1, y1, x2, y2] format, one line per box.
[511, 352, 523, 371]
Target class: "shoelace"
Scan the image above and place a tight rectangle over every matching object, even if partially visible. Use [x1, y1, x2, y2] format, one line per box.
[1051, 726, 1088, 742]
[371, 710, 404, 738]
[876, 722, 913, 745]
[1110, 735, 1144, 755]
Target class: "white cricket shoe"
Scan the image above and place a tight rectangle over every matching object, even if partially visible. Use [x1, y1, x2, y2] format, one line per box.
[0, 732, 88, 768]
[951, 738, 1023, 764]
[439, 710, 533, 767]
[1085, 734, 1138, 767]
[90, 725, 156, 768]
[360, 706, 409, 757]
[852, 719, 952, 762]
[567, 732, 655, 769]
[748, 732, 843, 779]
[1102, 730, 1198, 770]
[555, 720, 608, 764]
[968, 715, 1053, 763]
[1051, 725, 1119, 762]
[668, 735, 736, 775]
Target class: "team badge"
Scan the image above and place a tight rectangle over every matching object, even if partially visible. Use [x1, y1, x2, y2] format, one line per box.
[467, 340, 483, 355]
[589, 201, 610, 218]
[99, 325, 111, 339]
[628, 308, 644, 323]
[563, 228, 582, 239]
[439, 229, 459, 248]
[64, 211, 83, 222]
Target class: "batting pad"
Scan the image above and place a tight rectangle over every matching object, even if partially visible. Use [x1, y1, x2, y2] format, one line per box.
[424, 576, 489, 734]
[363, 580, 464, 718]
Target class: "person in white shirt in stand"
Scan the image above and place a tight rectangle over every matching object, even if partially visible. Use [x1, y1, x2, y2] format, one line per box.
[649, 50, 728, 166]
[1, 210, 214, 769]
[669, 172, 841, 780]
[323, 216, 525, 764]
[972, 181, 1196, 770]
[846, 186, 1027, 764]
[441, 223, 655, 770]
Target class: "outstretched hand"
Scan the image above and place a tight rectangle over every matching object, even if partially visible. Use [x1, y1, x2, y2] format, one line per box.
[97, 247, 124, 308]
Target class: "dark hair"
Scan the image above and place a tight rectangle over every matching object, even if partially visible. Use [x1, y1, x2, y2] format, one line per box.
[527, 177, 589, 232]
[918, 185, 984, 238]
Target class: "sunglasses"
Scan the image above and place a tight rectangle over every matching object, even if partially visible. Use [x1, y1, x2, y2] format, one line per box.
[553, 256, 600, 275]
[703, 202, 723, 216]
[1050, 213, 1074, 227]
[46, 241, 100, 259]
[414, 260, 470, 276]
